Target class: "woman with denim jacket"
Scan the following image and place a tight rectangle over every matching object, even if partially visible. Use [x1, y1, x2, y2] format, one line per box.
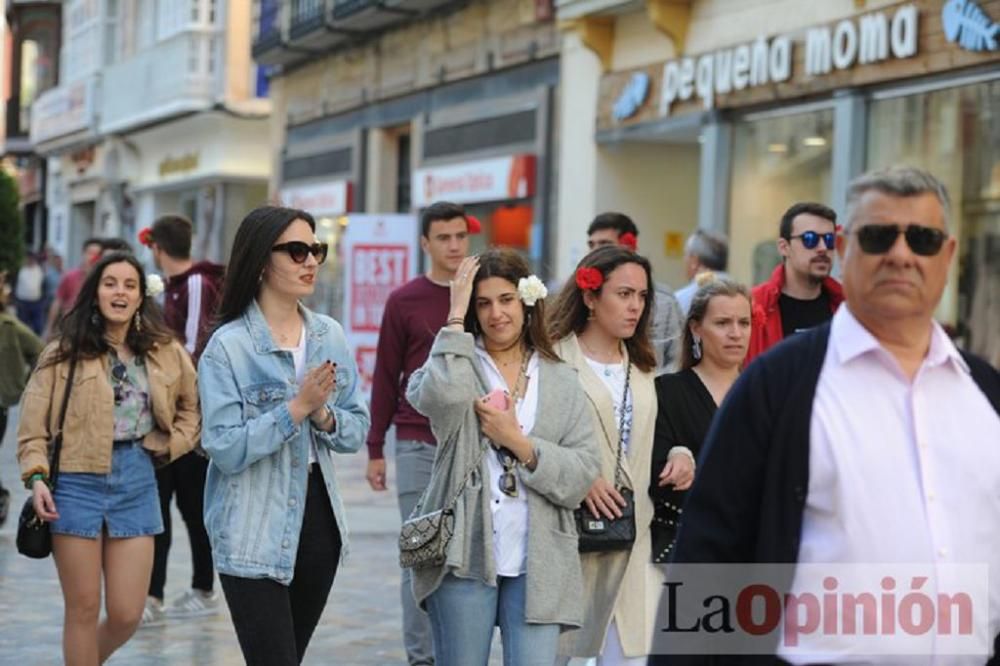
[17, 252, 200, 665]
[198, 206, 369, 666]
[406, 249, 600, 666]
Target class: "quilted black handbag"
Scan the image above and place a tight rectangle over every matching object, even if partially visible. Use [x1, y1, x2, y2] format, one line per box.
[574, 360, 636, 553]
[17, 357, 76, 559]
[399, 437, 488, 569]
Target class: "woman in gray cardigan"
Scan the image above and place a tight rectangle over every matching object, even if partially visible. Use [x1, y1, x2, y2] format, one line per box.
[406, 249, 600, 666]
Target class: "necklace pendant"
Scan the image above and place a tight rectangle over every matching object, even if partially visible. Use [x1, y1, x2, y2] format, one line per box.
[604, 366, 612, 377]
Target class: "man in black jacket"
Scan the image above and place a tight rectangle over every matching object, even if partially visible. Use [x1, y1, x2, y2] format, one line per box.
[654, 167, 1000, 665]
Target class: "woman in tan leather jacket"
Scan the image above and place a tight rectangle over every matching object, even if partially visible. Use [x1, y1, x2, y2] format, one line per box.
[16, 252, 200, 666]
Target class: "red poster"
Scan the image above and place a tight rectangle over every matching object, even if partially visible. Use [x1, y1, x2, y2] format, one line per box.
[350, 244, 410, 332]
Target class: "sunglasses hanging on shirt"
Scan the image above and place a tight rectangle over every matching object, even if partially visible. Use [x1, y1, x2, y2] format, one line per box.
[111, 361, 127, 406]
[271, 241, 329, 265]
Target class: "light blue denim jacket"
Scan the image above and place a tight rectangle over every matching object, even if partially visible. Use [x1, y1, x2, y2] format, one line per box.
[198, 300, 369, 583]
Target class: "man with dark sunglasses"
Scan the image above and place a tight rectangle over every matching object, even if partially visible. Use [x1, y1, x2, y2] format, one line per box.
[746, 202, 844, 365]
[656, 167, 1000, 664]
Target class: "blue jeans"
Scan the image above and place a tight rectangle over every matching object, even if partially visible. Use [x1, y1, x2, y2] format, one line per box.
[426, 574, 560, 666]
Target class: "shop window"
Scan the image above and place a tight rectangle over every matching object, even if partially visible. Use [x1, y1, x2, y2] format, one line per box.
[868, 81, 1000, 366]
[728, 109, 834, 286]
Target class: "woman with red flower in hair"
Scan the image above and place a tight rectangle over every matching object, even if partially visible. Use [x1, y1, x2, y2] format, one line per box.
[547, 245, 661, 664]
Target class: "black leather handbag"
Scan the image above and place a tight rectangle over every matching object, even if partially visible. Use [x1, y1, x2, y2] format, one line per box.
[17, 358, 76, 560]
[574, 360, 636, 553]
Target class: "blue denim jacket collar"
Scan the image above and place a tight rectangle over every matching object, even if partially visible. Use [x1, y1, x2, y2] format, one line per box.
[242, 299, 330, 355]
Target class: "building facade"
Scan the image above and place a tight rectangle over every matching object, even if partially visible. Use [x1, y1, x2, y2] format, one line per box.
[556, 0, 1000, 365]
[2, 0, 61, 251]
[30, 0, 270, 267]
[253, 0, 559, 316]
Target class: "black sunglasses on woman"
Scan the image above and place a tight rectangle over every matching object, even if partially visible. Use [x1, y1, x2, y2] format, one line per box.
[272, 241, 329, 265]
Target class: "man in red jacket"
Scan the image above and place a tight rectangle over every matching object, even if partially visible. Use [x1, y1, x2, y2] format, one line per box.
[141, 214, 225, 626]
[746, 202, 844, 365]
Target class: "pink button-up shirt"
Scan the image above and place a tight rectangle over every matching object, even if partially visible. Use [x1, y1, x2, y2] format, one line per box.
[780, 305, 1000, 665]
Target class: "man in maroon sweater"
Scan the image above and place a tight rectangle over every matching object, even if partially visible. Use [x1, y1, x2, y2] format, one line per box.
[141, 214, 225, 626]
[366, 201, 471, 665]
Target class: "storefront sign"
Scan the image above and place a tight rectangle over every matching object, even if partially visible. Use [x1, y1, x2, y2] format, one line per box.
[280, 180, 352, 215]
[30, 78, 96, 145]
[158, 153, 200, 177]
[942, 0, 999, 51]
[598, 0, 1000, 130]
[659, 4, 917, 116]
[340, 214, 419, 399]
[412, 155, 536, 207]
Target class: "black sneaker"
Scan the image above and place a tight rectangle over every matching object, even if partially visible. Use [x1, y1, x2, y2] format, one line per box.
[0, 487, 10, 527]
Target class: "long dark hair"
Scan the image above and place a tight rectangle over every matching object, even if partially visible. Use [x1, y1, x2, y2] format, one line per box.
[547, 245, 656, 373]
[680, 273, 752, 370]
[463, 249, 559, 363]
[44, 252, 174, 367]
[214, 205, 316, 329]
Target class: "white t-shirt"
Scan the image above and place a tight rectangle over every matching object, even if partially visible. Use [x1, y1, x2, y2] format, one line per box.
[282, 329, 317, 465]
[585, 358, 633, 454]
[474, 343, 539, 577]
[15, 264, 44, 302]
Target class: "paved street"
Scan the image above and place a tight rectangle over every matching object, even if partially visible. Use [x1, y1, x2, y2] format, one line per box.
[0, 406, 497, 665]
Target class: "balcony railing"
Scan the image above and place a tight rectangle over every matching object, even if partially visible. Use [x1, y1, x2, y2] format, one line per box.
[290, 0, 325, 38]
[100, 31, 220, 134]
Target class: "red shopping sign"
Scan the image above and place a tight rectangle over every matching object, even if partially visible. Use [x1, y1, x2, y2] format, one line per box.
[350, 244, 410, 332]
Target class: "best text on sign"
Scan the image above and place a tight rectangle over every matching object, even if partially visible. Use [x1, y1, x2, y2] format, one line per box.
[351, 244, 410, 332]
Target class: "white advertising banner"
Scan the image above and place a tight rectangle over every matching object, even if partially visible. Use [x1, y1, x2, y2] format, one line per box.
[412, 154, 536, 206]
[340, 214, 420, 400]
[280, 179, 353, 215]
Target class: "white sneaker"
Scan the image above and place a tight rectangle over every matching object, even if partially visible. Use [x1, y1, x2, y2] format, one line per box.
[139, 596, 166, 628]
[166, 589, 220, 618]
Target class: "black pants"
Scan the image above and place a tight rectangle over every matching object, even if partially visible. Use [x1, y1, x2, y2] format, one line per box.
[0, 406, 8, 492]
[149, 450, 215, 599]
[219, 467, 342, 666]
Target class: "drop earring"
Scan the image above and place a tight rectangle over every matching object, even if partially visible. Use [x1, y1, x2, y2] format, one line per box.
[692, 335, 702, 361]
[90, 307, 102, 327]
[587, 308, 595, 321]
[134, 314, 143, 334]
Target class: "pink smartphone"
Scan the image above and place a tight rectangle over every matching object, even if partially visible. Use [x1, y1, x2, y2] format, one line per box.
[482, 388, 509, 410]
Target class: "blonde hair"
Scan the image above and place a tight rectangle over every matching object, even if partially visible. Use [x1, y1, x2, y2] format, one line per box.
[681, 274, 752, 370]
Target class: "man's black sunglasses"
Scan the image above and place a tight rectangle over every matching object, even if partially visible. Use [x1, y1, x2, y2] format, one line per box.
[789, 231, 836, 250]
[272, 241, 329, 265]
[852, 224, 947, 257]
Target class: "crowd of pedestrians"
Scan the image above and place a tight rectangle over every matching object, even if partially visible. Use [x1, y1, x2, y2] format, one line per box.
[1, 165, 998, 665]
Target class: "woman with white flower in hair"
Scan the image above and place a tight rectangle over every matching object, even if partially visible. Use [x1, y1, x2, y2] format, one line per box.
[406, 248, 601, 666]
[17, 251, 200, 665]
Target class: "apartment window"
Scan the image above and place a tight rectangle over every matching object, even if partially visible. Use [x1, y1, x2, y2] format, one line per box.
[191, 0, 200, 22]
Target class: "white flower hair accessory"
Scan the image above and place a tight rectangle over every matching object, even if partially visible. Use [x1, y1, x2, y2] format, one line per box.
[517, 275, 547, 307]
[146, 274, 165, 298]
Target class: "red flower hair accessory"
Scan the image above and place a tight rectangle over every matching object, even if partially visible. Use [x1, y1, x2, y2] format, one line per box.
[137, 227, 154, 247]
[465, 215, 482, 235]
[619, 232, 637, 251]
[575, 266, 604, 291]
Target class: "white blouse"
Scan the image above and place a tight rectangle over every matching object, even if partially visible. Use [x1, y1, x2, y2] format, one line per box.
[474, 343, 539, 577]
[282, 330, 317, 465]
[585, 358, 634, 454]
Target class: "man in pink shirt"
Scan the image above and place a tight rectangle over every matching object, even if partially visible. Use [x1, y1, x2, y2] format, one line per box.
[45, 237, 102, 337]
[365, 201, 472, 665]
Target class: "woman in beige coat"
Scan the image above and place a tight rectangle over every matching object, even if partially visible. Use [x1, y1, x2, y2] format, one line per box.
[549, 246, 693, 664]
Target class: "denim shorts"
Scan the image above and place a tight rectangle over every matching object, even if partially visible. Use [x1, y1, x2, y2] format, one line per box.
[50, 440, 164, 539]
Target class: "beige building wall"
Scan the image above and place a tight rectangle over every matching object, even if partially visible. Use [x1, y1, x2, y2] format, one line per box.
[594, 142, 700, 288]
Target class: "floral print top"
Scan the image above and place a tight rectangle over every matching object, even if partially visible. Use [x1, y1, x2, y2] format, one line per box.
[109, 352, 155, 441]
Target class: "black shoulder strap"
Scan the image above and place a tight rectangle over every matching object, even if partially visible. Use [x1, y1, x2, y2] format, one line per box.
[960, 350, 1000, 417]
[48, 357, 77, 487]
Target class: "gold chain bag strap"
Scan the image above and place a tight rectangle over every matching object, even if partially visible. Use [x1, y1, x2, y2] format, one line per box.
[574, 359, 636, 553]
